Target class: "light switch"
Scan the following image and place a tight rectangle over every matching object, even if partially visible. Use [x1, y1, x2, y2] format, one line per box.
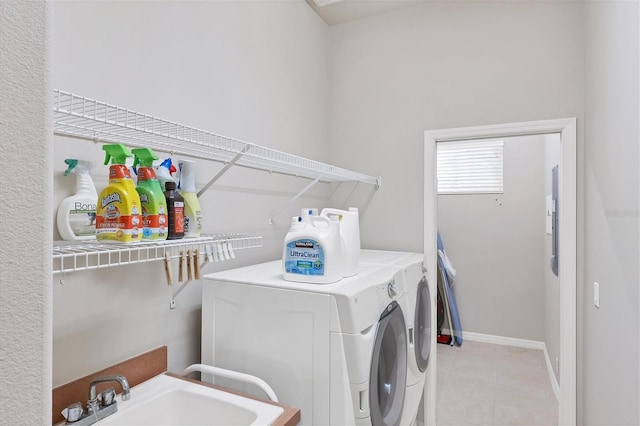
[594, 282, 600, 308]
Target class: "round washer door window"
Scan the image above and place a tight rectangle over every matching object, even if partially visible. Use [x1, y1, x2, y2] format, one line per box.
[369, 301, 407, 426]
[414, 276, 431, 372]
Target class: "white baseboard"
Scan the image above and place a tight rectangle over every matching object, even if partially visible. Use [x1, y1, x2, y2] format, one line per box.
[462, 331, 545, 350]
[441, 329, 544, 349]
[441, 329, 560, 400]
[543, 345, 561, 401]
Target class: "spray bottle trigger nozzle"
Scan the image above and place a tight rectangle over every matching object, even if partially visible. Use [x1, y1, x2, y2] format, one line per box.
[63, 159, 78, 176]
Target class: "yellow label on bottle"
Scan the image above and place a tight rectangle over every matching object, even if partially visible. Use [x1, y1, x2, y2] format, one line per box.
[96, 184, 142, 243]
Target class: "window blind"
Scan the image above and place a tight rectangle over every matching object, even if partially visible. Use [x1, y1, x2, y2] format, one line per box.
[437, 140, 504, 194]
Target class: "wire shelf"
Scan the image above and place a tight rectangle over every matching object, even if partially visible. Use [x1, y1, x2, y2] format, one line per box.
[52, 234, 261, 274]
[53, 90, 380, 186]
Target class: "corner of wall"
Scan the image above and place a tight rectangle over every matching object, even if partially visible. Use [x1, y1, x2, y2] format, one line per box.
[0, 0, 53, 424]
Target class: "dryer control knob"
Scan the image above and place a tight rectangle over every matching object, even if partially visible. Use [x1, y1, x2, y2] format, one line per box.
[387, 280, 397, 298]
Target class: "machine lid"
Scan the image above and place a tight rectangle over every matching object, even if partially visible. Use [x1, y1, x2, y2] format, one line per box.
[414, 276, 431, 372]
[369, 301, 407, 426]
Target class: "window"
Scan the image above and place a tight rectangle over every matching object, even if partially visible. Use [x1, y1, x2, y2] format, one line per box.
[437, 139, 504, 194]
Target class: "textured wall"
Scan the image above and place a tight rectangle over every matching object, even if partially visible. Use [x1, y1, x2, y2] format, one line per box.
[583, 2, 639, 424]
[0, 0, 53, 424]
[437, 135, 546, 341]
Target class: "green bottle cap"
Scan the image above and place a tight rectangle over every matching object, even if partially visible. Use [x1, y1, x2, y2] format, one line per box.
[63, 159, 94, 176]
[63, 159, 78, 176]
[102, 144, 132, 165]
[132, 147, 159, 168]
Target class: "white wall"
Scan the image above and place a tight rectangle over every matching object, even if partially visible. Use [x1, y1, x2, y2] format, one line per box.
[583, 2, 639, 424]
[0, 1, 52, 424]
[437, 135, 546, 341]
[328, 1, 584, 253]
[543, 134, 561, 384]
[52, 0, 331, 387]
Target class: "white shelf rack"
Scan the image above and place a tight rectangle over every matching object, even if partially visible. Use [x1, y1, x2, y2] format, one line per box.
[53, 89, 381, 187]
[53, 234, 261, 274]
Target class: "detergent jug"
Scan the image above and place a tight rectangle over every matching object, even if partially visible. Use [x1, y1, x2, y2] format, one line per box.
[283, 215, 342, 284]
[321, 207, 360, 277]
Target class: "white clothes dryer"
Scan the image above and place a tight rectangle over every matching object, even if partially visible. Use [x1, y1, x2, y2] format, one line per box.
[202, 260, 409, 426]
[361, 250, 432, 426]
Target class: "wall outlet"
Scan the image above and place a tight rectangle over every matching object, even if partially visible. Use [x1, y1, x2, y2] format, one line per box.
[555, 357, 560, 375]
[594, 282, 600, 308]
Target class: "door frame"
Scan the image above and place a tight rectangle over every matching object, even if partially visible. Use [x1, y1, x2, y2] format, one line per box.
[423, 118, 577, 425]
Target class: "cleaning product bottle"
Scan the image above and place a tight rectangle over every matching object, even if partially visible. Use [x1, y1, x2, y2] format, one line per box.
[164, 181, 185, 240]
[56, 159, 98, 241]
[321, 207, 361, 277]
[283, 215, 342, 284]
[177, 159, 202, 238]
[96, 144, 142, 243]
[132, 148, 168, 240]
[155, 158, 176, 188]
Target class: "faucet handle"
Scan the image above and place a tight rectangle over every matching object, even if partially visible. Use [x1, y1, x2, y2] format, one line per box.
[61, 402, 84, 423]
[98, 387, 116, 407]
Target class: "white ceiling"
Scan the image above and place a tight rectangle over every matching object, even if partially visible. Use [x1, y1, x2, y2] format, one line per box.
[305, 0, 425, 26]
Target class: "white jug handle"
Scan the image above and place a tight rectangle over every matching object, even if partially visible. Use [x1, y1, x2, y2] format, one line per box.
[321, 208, 346, 219]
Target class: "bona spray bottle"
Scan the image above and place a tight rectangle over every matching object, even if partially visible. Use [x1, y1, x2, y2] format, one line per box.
[56, 159, 98, 241]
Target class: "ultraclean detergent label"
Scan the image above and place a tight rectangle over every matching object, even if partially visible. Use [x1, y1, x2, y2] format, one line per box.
[285, 239, 325, 276]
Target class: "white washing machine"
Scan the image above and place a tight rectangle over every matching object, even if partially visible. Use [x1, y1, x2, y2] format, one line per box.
[202, 260, 409, 426]
[361, 250, 432, 426]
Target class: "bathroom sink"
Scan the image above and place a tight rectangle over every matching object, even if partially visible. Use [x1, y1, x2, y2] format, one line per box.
[97, 374, 284, 425]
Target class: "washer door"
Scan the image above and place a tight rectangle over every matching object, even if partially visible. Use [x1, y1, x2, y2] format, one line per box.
[415, 276, 431, 372]
[369, 301, 407, 426]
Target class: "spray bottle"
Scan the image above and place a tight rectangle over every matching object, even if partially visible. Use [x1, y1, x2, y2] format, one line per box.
[132, 148, 168, 240]
[96, 144, 142, 243]
[56, 159, 98, 241]
[156, 158, 176, 188]
[177, 159, 202, 238]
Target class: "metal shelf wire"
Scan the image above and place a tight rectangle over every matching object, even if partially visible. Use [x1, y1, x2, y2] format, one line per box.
[52, 234, 261, 274]
[53, 89, 381, 187]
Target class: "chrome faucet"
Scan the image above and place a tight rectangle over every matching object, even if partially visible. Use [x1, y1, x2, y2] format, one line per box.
[62, 374, 130, 425]
[89, 375, 131, 402]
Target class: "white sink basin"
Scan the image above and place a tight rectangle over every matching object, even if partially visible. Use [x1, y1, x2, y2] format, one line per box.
[97, 374, 284, 425]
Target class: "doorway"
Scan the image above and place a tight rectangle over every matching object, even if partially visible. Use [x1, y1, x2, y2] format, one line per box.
[422, 118, 577, 425]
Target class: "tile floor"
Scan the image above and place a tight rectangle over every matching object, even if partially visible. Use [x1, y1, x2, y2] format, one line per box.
[436, 340, 559, 426]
